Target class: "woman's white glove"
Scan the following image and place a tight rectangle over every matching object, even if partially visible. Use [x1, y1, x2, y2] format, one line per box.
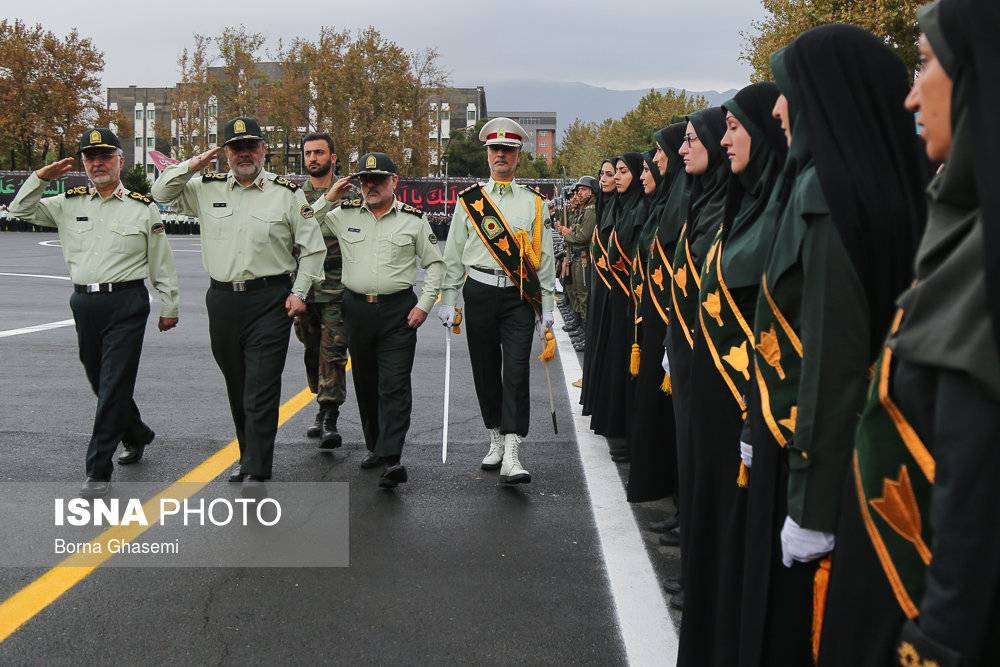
[780, 516, 835, 567]
[661, 349, 671, 373]
[740, 442, 753, 469]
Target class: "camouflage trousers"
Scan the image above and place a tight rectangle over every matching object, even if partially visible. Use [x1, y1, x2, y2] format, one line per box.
[293, 298, 349, 407]
[568, 254, 590, 320]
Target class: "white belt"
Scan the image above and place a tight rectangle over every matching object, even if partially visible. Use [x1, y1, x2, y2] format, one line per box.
[467, 266, 515, 288]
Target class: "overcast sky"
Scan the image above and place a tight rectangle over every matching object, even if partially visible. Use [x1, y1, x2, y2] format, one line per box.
[10, 0, 767, 93]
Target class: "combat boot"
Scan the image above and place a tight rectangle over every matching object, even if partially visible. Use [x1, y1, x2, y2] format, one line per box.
[306, 406, 325, 438]
[319, 406, 342, 449]
[499, 434, 530, 484]
[481, 428, 504, 470]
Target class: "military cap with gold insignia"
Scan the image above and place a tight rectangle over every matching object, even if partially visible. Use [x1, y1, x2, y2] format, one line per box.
[350, 152, 397, 177]
[479, 117, 528, 147]
[77, 128, 122, 155]
[223, 116, 264, 145]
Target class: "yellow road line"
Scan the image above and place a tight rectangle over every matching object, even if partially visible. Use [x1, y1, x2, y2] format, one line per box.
[0, 386, 316, 643]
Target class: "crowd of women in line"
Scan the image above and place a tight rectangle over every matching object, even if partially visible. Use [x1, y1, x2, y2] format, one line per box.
[578, 3, 999, 665]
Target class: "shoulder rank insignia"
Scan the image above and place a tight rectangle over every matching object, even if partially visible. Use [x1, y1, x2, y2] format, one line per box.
[128, 191, 153, 205]
[65, 186, 89, 198]
[523, 184, 544, 199]
[272, 175, 299, 191]
[457, 182, 482, 196]
[202, 172, 228, 182]
[341, 199, 363, 209]
[399, 203, 423, 217]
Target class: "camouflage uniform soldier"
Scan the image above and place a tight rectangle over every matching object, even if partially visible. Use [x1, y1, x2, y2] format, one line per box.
[294, 132, 358, 448]
[564, 176, 598, 322]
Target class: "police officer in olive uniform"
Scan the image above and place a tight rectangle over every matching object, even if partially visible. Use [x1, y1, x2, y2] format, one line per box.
[321, 152, 445, 489]
[438, 117, 556, 485]
[10, 128, 180, 497]
[294, 131, 358, 448]
[151, 117, 325, 483]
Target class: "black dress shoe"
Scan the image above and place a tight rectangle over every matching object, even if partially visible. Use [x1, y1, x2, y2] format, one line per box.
[306, 407, 325, 438]
[649, 516, 680, 533]
[359, 452, 382, 469]
[659, 527, 681, 547]
[118, 429, 155, 465]
[79, 477, 109, 498]
[669, 590, 684, 611]
[611, 452, 630, 463]
[240, 475, 269, 498]
[662, 576, 682, 595]
[228, 465, 247, 483]
[379, 464, 408, 489]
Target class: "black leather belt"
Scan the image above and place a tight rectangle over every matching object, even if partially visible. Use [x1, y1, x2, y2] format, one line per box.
[471, 265, 506, 276]
[73, 279, 144, 294]
[346, 288, 412, 304]
[210, 274, 292, 292]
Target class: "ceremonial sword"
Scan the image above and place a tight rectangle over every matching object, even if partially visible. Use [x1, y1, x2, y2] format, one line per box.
[442, 307, 463, 463]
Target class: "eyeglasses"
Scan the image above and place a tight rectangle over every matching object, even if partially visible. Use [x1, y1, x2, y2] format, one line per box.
[683, 134, 701, 147]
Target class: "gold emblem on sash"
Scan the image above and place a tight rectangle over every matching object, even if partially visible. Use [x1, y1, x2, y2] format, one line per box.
[778, 405, 797, 432]
[723, 341, 751, 380]
[483, 216, 502, 239]
[497, 237, 512, 256]
[652, 266, 664, 291]
[703, 290, 724, 327]
[471, 198, 485, 215]
[674, 265, 688, 297]
[757, 324, 786, 380]
[869, 465, 932, 565]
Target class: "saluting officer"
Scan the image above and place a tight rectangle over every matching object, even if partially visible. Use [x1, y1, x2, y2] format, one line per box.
[9, 128, 179, 497]
[438, 117, 556, 484]
[151, 117, 326, 484]
[321, 152, 444, 489]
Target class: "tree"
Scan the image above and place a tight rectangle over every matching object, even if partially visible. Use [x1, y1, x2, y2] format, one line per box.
[741, 0, 922, 82]
[171, 34, 214, 161]
[444, 121, 489, 178]
[121, 164, 151, 194]
[0, 20, 105, 169]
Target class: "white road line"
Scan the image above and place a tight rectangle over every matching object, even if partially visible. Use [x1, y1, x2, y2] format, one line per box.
[553, 309, 679, 666]
[0, 273, 75, 337]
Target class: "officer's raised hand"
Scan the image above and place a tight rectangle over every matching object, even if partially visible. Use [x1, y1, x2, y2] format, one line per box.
[285, 293, 307, 318]
[323, 176, 355, 203]
[36, 157, 76, 181]
[158, 316, 178, 332]
[188, 146, 221, 172]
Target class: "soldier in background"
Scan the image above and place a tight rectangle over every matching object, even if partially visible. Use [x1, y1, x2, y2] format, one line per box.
[557, 177, 598, 351]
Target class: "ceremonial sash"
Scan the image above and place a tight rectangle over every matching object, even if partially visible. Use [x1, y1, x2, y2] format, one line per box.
[460, 186, 543, 313]
[669, 223, 702, 349]
[697, 228, 754, 414]
[646, 235, 672, 326]
[630, 249, 645, 318]
[751, 269, 803, 447]
[591, 227, 613, 291]
[606, 229, 631, 297]
[853, 311, 934, 619]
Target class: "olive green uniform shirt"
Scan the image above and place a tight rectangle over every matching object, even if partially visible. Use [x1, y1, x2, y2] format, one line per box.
[441, 179, 556, 312]
[323, 197, 445, 313]
[563, 205, 597, 249]
[10, 172, 179, 317]
[151, 160, 325, 300]
[301, 179, 359, 303]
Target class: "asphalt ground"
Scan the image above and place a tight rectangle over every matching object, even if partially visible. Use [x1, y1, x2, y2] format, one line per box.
[0, 231, 679, 665]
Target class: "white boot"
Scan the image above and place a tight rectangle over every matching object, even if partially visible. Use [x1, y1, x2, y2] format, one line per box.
[481, 428, 504, 470]
[499, 433, 531, 484]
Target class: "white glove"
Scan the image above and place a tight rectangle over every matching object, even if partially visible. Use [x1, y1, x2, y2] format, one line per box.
[661, 349, 671, 374]
[780, 516, 835, 568]
[438, 304, 456, 327]
[539, 311, 555, 331]
[740, 442, 753, 469]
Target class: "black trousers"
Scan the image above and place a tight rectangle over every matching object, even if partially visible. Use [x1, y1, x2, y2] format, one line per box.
[462, 278, 536, 437]
[206, 285, 292, 479]
[70, 286, 151, 480]
[342, 289, 418, 458]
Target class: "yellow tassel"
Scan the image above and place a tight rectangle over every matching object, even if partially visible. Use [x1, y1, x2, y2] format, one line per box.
[629, 343, 641, 377]
[660, 373, 672, 394]
[538, 330, 556, 362]
[812, 556, 832, 665]
[737, 460, 749, 487]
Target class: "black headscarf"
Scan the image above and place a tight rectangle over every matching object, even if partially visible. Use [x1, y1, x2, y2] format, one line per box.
[613, 152, 648, 253]
[654, 123, 690, 246]
[935, 0, 1000, 356]
[636, 149, 667, 258]
[685, 107, 731, 264]
[775, 24, 926, 358]
[719, 82, 788, 287]
[597, 157, 618, 231]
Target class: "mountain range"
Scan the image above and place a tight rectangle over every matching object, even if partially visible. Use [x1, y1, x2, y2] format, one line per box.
[469, 79, 741, 141]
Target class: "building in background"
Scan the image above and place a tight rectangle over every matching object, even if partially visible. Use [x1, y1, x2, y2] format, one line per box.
[427, 87, 487, 175]
[486, 111, 557, 163]
[106, 86, 174, 178]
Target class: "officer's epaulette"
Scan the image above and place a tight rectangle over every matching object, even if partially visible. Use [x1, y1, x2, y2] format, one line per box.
[457, 182, 482, 196]
[341, 199, 363, 209]
[65, 186, 89, 198]
[523, 184, 545, 199]
[399, 203, 423, 217]
[128, 191, 153, 206]
[201, 172, 228, 182]
[271, 175, 299, 191]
